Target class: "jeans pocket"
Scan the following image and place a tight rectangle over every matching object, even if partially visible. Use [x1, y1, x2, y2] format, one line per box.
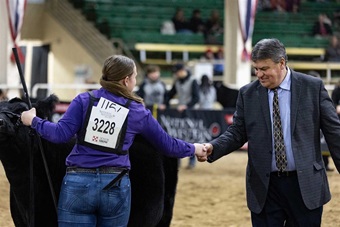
[58, 174, 90, 212]
[105, 176, 131, 215]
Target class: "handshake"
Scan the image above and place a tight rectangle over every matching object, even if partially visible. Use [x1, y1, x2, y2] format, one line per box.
[193, 143, 213, 162]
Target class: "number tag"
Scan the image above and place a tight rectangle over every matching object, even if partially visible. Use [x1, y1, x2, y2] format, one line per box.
[84, 97, 129, 149]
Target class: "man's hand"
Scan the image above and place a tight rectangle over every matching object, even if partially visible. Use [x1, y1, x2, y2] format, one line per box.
[194, 143, 208, 161]
[196, 143, 213, 162]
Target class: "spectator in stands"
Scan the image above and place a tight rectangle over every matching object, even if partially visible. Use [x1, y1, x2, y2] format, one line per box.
[324, 35, 340, 62]
[201, 49, 224, 76]
[258, 0, 299, 12]
[172, 8, 192, 34]
[198, 75, 216, 110]
[165, 63, 200, 169]
[189, 9, 205, 34]
[322, 14, 332, 27]
[270, 0, 286, 12]
[285, 0, 300, 13]
[214, 48, 224, 76]
[201, 48, 215, 61]
[203, 48, 214, 59]
[204, 10, 223, 44]
[312, 13, 333, 38]
[136, 65, 167, 110]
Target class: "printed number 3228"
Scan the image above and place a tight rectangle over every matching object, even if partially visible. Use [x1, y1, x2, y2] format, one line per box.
[92, 118, 115, 135]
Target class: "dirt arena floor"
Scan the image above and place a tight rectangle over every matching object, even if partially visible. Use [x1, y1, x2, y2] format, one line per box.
[1, 151, 340, 227]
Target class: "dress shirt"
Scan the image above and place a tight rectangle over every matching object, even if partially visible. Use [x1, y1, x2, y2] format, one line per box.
[268, 67, 296, 171]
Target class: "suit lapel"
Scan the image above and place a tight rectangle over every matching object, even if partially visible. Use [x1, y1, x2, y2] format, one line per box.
[290, 71, 301, 135]
[257, 83, 271, 134]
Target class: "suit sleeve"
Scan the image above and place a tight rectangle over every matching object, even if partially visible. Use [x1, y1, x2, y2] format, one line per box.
[208, 90, 248, 162]
[319, 81, 340, 172]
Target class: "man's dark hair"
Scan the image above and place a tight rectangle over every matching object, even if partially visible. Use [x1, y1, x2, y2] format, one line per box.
[251, 38, 288, 64]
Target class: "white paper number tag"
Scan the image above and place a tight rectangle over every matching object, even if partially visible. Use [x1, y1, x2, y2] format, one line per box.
[84, 97, 129, 149]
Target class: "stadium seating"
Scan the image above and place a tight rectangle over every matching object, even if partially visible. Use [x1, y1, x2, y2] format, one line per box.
[80, 0, 340, 50]
[253, 1, 339, 49]
[82, 0, 224, 46]
[77, 0, 340, 80]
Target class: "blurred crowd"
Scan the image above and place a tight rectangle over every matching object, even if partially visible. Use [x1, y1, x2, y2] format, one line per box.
[161, 8, 223, 45]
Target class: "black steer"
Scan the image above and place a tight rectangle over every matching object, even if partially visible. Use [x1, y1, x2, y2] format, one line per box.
[0, 95, 178, 227]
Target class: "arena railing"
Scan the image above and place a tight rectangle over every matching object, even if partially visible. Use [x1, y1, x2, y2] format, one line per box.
[135, 43, 325, 63]
[134, 43, 340, 84]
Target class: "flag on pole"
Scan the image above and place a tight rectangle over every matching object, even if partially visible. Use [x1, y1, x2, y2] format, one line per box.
[238, 0, 258, 62]
[6, 0, 27, 63]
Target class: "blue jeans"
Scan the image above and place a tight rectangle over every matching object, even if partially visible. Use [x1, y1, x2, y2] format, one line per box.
[58, 171, 131, 227]
[188, 156, 196, 168]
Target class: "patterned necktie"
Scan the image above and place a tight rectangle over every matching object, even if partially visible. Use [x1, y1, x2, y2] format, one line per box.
[272, 88, 287, 171]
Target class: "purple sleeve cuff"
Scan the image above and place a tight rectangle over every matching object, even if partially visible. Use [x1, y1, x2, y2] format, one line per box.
[31, 116, 42, 130]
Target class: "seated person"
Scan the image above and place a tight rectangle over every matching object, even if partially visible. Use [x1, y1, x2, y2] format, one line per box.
[189, 9, 205, 34]
[204, 10, 223, 44]
[172, 8, 192, 34]
[312, 14, 333, 37]
[324, 35, 340, 62]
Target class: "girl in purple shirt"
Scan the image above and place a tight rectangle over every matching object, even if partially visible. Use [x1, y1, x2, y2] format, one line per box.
[21, 55, 206, 227]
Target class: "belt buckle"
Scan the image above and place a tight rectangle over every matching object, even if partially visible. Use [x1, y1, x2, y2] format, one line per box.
[277, 171, 288, 177]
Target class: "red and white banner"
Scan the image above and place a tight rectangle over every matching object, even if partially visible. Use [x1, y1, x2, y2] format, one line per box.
[6, 0, 27, 63]
[238, 0, 258, 62]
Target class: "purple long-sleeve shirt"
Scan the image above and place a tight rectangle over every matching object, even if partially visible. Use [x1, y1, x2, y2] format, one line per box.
[31, 88, 195, 169]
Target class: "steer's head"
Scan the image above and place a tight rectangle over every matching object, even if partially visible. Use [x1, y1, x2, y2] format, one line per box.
[0, 95, 59, 144]
[0, 98, 28, 139]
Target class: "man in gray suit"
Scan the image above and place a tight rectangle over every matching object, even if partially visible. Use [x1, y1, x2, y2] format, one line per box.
[200, 38, 340, 226]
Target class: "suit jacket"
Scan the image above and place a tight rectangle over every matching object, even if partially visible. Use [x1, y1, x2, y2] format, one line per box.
[208, 70, 340, 213]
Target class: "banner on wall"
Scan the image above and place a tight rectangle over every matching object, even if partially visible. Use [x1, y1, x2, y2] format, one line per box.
[6, 0, 27, 63]
[238, 0, 257, 62]
[156, 108, 234, 143]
